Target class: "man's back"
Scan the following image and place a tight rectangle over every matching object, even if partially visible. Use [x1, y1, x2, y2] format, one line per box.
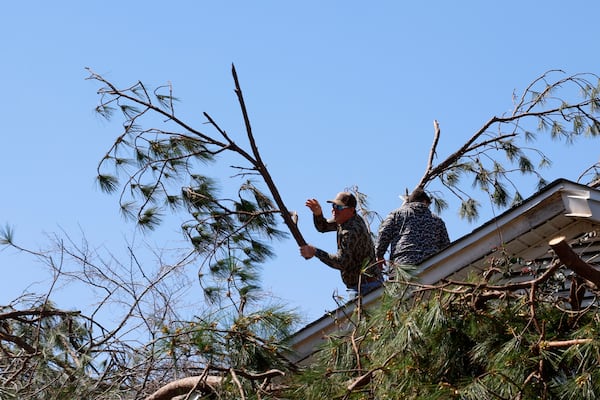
[375, 201, 449, 265]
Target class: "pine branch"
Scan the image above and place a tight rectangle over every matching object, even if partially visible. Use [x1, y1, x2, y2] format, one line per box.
[417, 120, 442, 190]
[539, 338, 593, 349]
[231, 64, 307, 246]
[145, 376, 221, 400]
[345, 352, 398, 394]
[549, 235, 600, 287]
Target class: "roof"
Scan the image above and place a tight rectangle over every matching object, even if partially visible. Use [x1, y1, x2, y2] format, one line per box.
[287, 178, 600, 364]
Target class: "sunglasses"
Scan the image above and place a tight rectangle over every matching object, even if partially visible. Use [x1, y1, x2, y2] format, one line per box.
[332, 204, 348, 211]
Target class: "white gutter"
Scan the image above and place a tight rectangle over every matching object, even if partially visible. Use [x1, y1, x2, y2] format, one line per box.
[562, 188, 600, 223]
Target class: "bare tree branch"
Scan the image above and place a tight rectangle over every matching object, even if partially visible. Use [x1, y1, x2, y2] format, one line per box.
[231, 64, 306, 246]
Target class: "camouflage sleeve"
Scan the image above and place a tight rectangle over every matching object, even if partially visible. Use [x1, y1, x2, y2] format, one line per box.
[313, 213, 337, 233]
[314, 225, 362, 272]
[314, 248, 342, 271]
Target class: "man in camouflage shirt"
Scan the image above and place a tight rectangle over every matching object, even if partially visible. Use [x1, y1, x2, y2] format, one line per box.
[300, 192, 383, 296]
[375, 188, 450, 268]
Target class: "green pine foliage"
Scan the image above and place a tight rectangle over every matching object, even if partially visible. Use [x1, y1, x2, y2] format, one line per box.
[414, 71, 600, 222]
[285, 266, 600, 400]
[0, 299, 105, 399]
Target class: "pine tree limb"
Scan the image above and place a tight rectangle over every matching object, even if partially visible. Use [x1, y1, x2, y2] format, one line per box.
[145, 376, 221, 400]
[231, 64, 307, 246]
[549, 236, 600, 287]
[539, 338, 593, 348]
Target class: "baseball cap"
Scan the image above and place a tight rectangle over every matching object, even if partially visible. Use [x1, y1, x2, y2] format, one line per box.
[326, 192, 357, 208]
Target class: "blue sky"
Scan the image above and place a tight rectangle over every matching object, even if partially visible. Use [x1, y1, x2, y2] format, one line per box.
[1, 1, 599, 324]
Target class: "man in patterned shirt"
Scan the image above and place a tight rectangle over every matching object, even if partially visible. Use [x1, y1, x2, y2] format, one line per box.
[375, 188, 450, 269]
[300, 192, 383, 297]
